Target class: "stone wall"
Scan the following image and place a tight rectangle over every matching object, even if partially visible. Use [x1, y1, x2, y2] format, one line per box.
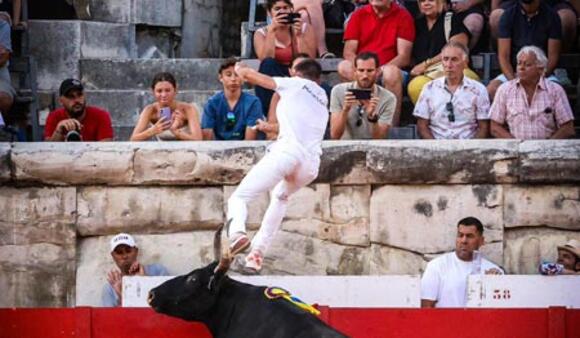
[0, 141, 579, 307]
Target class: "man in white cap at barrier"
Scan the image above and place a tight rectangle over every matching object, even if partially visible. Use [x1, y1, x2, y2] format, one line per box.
[101, 233, 169, 307]
[540, 239, 580, 275]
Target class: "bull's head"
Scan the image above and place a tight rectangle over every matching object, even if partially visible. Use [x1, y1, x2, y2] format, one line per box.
[147, 221, 233, 321]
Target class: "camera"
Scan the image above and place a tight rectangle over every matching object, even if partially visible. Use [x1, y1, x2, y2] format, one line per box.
[348, 89, 372, 100]
[281, 12, 301, 24]
[65, 130, 82, 142]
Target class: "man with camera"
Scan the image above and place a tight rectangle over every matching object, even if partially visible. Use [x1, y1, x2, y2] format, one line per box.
[330, 52, 395, 140]
[44, 79, 113, 141]
[413, 42, 490, 140]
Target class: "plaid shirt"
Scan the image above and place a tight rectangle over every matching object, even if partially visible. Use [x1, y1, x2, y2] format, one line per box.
[413, 77, 490, 139]
[490, 77, 574, 139]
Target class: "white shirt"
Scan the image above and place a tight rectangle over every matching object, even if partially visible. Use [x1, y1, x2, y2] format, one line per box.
[273, 77, 328, 159]
[421, 251, 503, 308]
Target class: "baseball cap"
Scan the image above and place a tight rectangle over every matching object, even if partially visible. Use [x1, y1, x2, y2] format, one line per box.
[110, 233, 137, 252]
[59, 78, 84, 97]
[557, 239, 580, 259]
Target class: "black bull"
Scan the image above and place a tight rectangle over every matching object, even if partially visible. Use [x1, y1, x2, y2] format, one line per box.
[148, 224, 348, 338]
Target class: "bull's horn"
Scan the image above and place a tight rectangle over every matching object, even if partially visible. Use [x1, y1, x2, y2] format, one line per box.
[213, 219, 233, 274]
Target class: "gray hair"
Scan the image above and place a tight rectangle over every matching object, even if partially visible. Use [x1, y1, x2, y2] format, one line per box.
[517, 46, 548, 70]
[442, 41, 470, 61]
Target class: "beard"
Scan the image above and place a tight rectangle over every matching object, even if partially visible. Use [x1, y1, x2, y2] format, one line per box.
[67, 103, 85, 118]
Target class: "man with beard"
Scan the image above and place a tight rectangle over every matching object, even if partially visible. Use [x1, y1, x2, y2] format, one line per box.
[102, 233, 169, 307]
[330, 52, 395, 139]
[44, 78, 113, 141]
[421, 217, 503, 308]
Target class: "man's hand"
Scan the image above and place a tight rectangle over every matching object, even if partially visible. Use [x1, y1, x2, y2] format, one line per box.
[254, 118, 274, 133]
[128, 261, 145, 276]
[342, 92, 357, 114]
[56, 118, 82, 134]
[234, 62, 250, 79]
[411, 62, 428, 77]
[364, 96, 380, 120]
[106, 269, 123, 299]
[485, 268, 503, 275]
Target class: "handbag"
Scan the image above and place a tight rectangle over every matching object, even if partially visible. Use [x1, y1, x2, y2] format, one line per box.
[323, 0, 355, 29]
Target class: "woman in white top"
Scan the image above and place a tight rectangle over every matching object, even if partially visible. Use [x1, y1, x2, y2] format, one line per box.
[130, 72, 202, 141]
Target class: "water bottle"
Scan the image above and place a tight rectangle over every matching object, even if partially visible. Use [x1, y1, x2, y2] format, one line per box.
[471, 250, 482, 275]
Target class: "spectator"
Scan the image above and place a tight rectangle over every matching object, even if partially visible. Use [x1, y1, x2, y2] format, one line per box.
[490, 46, 575, 139]
[130, 72, 202, 141]
[102, 233, 169, 307]
[202, 58, 264, 141]
[254, 0, 317, 115]
[490, 0, 576, 52]
[0, 19, 15, 126]
[330, 51, 395, 139]
[413, 42, 490, 139]
[449, 0, 486, 51]
[421, 217, 503, 308]
[337, 0, 415, 126]
[487, 0, 562, 100]
[44, 79, 113, 141]
[292, 0, 335, 58]
[539, 239, 580, 275]
[407, 0, 477, 104]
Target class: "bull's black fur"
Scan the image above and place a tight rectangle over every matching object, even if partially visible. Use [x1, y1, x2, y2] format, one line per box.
[148, 225, 348, 338]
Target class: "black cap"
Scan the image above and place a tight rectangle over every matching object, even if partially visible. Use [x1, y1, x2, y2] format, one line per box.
[59, 79, 84, 96]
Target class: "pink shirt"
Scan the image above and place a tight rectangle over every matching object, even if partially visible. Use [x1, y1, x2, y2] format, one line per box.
[490, 78, 574, 139]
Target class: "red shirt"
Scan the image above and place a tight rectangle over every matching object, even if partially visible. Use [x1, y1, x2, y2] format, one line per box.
[344, 4, 415, 66]
[44, 106, 114, 141]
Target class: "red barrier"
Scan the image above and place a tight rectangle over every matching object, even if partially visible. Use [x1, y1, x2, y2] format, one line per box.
[1, 307, 578, 338]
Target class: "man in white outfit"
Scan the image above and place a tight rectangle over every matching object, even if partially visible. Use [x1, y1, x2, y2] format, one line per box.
[421, 217, 504, 308]
[227, 58, 329, 274]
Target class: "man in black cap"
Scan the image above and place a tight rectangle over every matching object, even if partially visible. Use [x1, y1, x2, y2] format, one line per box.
[44, 78, 113, 141]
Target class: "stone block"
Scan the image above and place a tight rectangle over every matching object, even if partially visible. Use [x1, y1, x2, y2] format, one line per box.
[29, 20, 136, 91]
[262, 231, 370, 275]
[89, 0, 182, 27]
[330, 185, 371, 221]
[282, 218, 370, 247]
[80, 59, 224, 91]
[0, 143, 10, 182]
[369, 244, 426, 275]
[504, 186, 580, 230]
[318, 141, 373, 185]
[136, 27, 176, 59]
[133, 142, 266, 185]
[286, 184, 331, 220]
[0, 243, 75, 307]
[180, 0, 222, 57]
[76, 231, 215, 306]
[36, 91, 56, 126]
[504, 227, 580, 274]
[11, 143, 134, 185]
[76, 187, 223, 236]
[370, 185, 503, 254]
[519, 140, 580, 183]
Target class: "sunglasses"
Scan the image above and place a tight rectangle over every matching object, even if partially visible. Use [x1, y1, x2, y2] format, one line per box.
[356, 105, 364, 127]
[446, 101, 455, 123]
[225, 111, 237, 131]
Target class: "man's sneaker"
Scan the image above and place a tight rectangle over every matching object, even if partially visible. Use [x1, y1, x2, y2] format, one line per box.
[229, 232, 250, 255]
[243, 249, 264, 275]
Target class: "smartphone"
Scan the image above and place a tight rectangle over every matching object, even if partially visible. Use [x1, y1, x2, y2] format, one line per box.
[348, 89, 372, 100]
[160, 107, 172, 121]
[283, 12, 301, 24]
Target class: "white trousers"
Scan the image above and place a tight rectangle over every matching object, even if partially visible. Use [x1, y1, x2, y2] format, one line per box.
[227, 144, 319, 254]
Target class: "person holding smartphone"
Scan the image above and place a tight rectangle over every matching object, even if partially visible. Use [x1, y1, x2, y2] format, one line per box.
[253, 0, 317, 116]
[329, 52, 395, 139]
[130, 72, 202, 141]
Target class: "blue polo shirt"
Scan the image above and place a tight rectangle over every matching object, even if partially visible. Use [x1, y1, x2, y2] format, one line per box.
[202, 91, 264, 140]
[498, 2, 561, 67]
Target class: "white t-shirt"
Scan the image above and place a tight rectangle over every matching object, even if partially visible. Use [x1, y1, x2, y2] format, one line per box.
[421, 251, 503, 308]
[273, 77, 328, 159]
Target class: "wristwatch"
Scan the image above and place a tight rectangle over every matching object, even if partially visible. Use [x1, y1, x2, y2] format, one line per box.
[367, 114, 379, 123]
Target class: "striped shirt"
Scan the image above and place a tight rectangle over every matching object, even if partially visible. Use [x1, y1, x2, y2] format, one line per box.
[490, 77, 574, 139]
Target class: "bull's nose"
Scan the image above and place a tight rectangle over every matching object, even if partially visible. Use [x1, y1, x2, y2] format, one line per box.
[147, 290, 155, 305]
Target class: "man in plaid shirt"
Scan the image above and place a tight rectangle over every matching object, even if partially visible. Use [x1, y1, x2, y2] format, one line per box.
[490, 46, 575, 139]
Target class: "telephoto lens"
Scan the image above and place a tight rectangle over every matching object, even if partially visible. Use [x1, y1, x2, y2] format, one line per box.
[65, 130, 82, 142]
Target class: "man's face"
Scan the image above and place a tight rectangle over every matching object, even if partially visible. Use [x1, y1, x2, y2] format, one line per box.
[516, 52, 543, 83]
[557, 249, 578, 271]
[354, 58, 378, 89]
[370, 0, 391, 10]
[442, 46, 467, 81]
[219, 66, 242, 90]
[455, 224, 484, 261]
[60, 89, 86, 118]
[111, 245, 139, 274]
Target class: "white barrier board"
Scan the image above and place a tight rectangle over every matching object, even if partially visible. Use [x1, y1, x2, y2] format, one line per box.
[467, 275, 580, 308]
[122, 275, 421, 308]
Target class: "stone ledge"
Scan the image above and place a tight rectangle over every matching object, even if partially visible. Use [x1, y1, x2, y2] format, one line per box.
[0, 143, 10, 183]
[3, 140, 580, 186]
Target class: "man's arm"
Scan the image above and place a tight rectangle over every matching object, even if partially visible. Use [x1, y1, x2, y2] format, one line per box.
[550, 120, 576, 139]
[497, 38, 514, 80]
[474, 120, 489, 139]
[202, 129, 215, 140]
[342, 40, 359, 63]
[387, 38, 413, 69]
[546, 39, 561, 77]
[244, 127, 258, 140]
[416, 117, 435, 139]
[421, 299, 437, 308]
[490, 120, 514, 138]
[235, 63, 276, 90]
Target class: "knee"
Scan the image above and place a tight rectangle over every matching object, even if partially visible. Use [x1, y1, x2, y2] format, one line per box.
[558, 9, 577, 30]
[259, 57, 280, 74]
[464, 14, 484, 32]
[382, 65, 402, 90]
[0, 92, 13, 113]
[337, 59, 354, 81]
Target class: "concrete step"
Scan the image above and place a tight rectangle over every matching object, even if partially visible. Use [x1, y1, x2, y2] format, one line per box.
[88, 0, 182, 27]
[30, 20, 137, 91]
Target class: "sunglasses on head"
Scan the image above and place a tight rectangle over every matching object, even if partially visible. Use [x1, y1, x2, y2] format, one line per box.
[225, 111, 237, 131]
[446, 101, 455, 123]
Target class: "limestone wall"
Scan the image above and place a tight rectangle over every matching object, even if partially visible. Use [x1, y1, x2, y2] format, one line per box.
[0, 141, 579, 307]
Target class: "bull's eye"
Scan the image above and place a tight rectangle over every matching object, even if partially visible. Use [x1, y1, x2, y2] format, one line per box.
[186, 275, 196, 284]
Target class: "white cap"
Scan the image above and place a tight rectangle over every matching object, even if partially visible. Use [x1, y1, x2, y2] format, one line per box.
[110, 233, 136, 252]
